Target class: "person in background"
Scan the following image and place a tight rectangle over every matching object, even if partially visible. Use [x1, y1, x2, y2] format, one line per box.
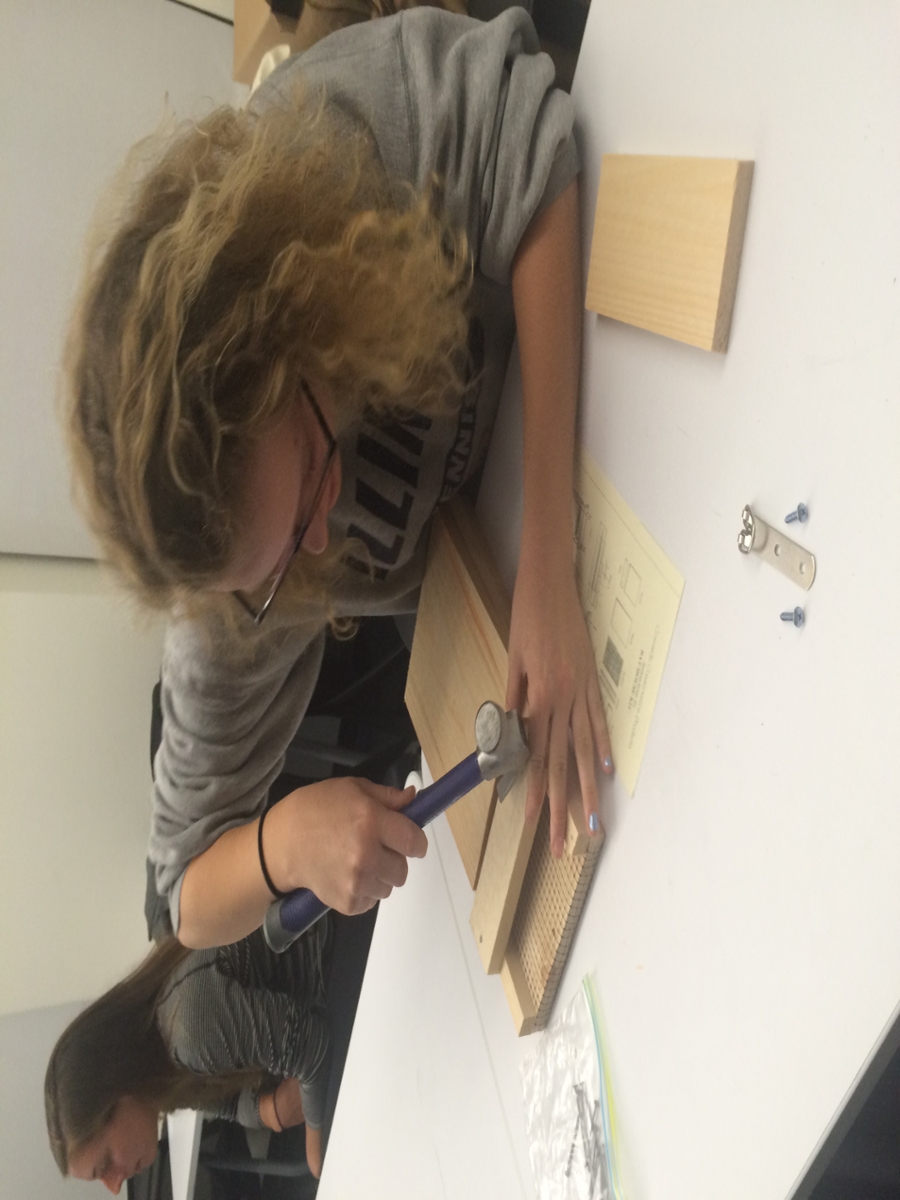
[46, 922, 331, 1192]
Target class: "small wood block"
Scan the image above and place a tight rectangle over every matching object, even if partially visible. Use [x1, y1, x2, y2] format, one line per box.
[500, 947, 539, 1038]
[471, 746, 590, 974]
[405, 500, 510, 888]
[585, 155, 754, 352]
[563, 751, 591, 858]
[470, 769, 537, 974]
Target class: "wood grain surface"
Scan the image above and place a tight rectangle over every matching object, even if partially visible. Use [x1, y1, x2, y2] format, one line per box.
[405, 500, 509, 887]
[585, 154, 754, 352]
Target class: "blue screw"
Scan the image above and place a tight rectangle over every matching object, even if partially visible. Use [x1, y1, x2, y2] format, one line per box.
[785, 503, 808, 524]
[780, 607, 804, 628]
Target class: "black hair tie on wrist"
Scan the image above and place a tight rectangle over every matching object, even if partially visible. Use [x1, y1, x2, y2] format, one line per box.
[258, 804, 287, 900]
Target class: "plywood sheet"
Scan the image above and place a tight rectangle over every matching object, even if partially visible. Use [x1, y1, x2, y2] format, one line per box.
[585, 154, 753, 352]
[405, 500, 509, 887]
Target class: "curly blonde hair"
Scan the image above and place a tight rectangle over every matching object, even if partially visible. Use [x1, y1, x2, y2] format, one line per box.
[65, 88, 471, 616]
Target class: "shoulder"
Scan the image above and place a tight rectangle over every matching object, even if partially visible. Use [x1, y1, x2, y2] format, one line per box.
[161, 613, 325, 715]
[251, 7, 544, 150]
[256, 7, 541, 98]
[155, 950, 218, 1051]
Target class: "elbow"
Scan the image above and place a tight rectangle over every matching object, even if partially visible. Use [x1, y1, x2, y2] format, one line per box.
[176, 924, 207, 951]
[175, 864, 213, 949]
[176, 902, 220, 951]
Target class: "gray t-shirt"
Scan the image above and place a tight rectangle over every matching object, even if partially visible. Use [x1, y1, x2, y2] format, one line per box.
[156, 923, 330, 1129]
[150, 7, 579, 931]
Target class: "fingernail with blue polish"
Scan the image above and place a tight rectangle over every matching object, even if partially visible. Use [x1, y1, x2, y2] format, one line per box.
[589, 812, 599, 834]
[603, 756, 613, 773]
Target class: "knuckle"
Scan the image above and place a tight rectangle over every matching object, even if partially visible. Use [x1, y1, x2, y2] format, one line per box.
[351, 808, 378, 849]
[347, 854, 368, 897]
[529, 752, 547, 776]
[555, 663, 576, 696]
[574, 729, 595, 759]
[548, 757, 567, 787]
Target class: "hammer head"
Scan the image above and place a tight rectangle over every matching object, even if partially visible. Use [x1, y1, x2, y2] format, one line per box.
[474, 701, 529, 800]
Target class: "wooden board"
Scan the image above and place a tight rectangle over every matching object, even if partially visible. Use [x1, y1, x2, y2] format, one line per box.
[405, 500, 510, 887]
[500, 947, 539, 1038]
[407, 498, 605, 1030]
[469, 769, 537, 973]
[585, 155, 754, 352]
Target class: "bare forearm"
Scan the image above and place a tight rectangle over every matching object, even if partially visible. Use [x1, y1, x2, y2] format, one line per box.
[179, 820, 272, 948]
[507, 177, 613, 849]
[512, 178, 582, 562]
[177, 776, 426, 949]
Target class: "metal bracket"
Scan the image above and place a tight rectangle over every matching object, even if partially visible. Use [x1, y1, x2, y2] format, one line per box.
[737, 504, 816, 590]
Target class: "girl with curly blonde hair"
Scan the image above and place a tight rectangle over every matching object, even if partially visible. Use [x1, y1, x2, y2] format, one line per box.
[65, 7, 612, 951]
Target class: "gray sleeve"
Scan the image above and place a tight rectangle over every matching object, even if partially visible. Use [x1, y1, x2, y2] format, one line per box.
[258, 7, 578, 286]
[397, 6, 580, 284]
[149, 617, 326, 933]
[164, 970, 330, 1121]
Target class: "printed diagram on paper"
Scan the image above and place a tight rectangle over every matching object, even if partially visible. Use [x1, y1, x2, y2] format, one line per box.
[574, 450, 684, 795]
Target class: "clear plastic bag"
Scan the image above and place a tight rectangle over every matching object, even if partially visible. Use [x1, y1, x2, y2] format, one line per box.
[521, 977, 624, 1200]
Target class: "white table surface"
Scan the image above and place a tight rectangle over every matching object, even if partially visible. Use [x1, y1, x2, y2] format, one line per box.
[326, 4, 900, 1198]
[166, 1109, 203, 1200]
[317, 810, 538, 1200]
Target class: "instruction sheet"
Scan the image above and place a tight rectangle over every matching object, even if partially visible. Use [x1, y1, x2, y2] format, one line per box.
[574, 450, 684, 795]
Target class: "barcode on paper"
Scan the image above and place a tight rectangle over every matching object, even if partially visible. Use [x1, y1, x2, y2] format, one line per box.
[602, 636, 623, 687]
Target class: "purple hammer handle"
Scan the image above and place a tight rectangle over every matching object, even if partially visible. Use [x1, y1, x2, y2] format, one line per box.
[264, 751, 483, 951]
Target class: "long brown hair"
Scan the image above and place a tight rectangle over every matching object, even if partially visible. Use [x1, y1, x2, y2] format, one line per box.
[45, 938, 268, 1175]
[65, 86, 471, 620]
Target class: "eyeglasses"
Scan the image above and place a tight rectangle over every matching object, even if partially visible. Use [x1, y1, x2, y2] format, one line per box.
[233, 380, 337, 627]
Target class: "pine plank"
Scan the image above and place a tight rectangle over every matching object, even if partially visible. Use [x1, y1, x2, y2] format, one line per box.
[585, 154, 754, 352]
[405, 500, 509, 887]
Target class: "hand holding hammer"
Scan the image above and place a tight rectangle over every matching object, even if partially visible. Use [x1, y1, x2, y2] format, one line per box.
[263, 701, 529, 952]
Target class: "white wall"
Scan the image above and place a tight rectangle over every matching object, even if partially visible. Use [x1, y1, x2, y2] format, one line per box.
[0, 555, 165, 1015]
[0, 4, 237, 1192]
[0, 554, 166, 1194]
[0, 1003, 99, 1200]
[0, 0, 242, 558]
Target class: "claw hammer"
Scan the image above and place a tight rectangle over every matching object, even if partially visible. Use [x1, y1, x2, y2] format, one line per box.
[263, 700, 529, 952]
